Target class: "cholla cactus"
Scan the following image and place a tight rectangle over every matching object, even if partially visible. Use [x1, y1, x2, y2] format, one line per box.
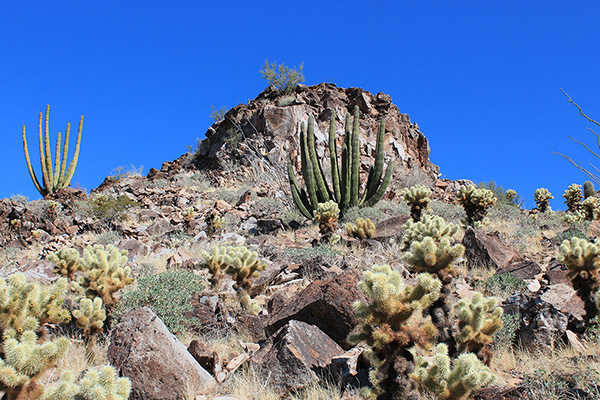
[0, 273, 70, 340]
[50, 245, 133, 308]
[73, 297, 106, 363]
[584, 180, 596, 199]
[563, 184, 583, 212]
[411, 343, 495, 400]
[533, 188, 553, 213]
[313, 200, 340, 243]
[198, 245, 266, 313]
[182, 206, 195, 222]
[454, 293, 503, 364]
[204, 208, 224, 237]
[558, 237, 600, 321]
[582, 196, 600, 220]
[42, 366, 131, 400]
[403, 237, 465, 279]
[456, 185, 497, 226]
[402, 185, 432, 221]
[349, 265, 441, 398]
[505, 189, 518, 206]
[402, 214, 460, 250]
[346, 217, 376, 239]
[49, 247, 82, 281]
[0, 330, 69, 399]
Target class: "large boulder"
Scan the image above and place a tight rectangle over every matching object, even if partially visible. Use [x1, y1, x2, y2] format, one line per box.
[462, 227, 520, 270]
[252, 320, 345, 392]
[108, 307, 217, 400]
[264, 271, 361, 348]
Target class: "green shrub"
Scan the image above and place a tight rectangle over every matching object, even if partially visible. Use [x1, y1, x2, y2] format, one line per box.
[118, 271, 205, 334]
[259, 59, 305, 94]
[482, 273, 528, 298]
[210, 105, 228, 122]
[492, 312, 521, 350]
[281, 245, 341, 265]
[86, 195, 140, 229]
[477, 181, 523, 207]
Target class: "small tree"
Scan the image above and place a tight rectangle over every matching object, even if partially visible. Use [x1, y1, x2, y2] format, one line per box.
[260, 59, 305, 94]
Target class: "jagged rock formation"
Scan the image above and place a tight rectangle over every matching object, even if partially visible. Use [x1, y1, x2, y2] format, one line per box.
[191, 83, 440, 188]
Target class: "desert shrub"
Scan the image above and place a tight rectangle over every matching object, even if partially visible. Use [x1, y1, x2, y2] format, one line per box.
[259, 59, 305, 94]
[556, 227, 588, 243]
[428, 200, 464, 225]
[477, 180, 523, 207]
[491, 312, 521, 350]
[210, 105, 228, 122]
[281, 245, 341, 265]
[84, 195, 140, 229]
[340, 205, 387, 224]
[482, 273, 528, 298]
[250, 197, 286, 218]
[110, 164, 144, 180]
[118, 270, 204, 334]
[95, 231, 122, 246]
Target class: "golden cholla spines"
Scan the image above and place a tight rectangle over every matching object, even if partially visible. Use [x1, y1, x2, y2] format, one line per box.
[50, 245, 133, 308]
[48, 247, 82, 281]
[40, 366, 131, 400]
[402, 185, 432, 222]
[533, 188, 553, 213]
[582, 196, 600, 220]
[72, 297, 106, 337]
[0, 330, 69, 398]
[198, 246, 266, 314]
[411, 343, 495, 400]
[558, 237, 600, 321]
[0, 273, 70, 340]
[313, 200, 340, 243]
[401, 214, 460, 250]
[204, 208, 224, 238]
[346, 217, 376, 239]
[349, 265, 441, 398]
[457, 185, 497, 227]
[563, 183, 583, 212]
[453, 292, 503, 364]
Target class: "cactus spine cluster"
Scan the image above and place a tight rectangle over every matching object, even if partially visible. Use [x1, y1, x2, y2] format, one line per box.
[505, 189, 518, 206]
[453, 293, 503, 364]
[198, 245, 266, 314]
[346, 217, 376, 239]
[313, 200, 340, 243]
[22, 105, 83, 197]
[204, 208, 224, 237]
[558, 237, 600, 321]
[533, 188, 553, 213]
[402, 185, 432, 222]
[40, 366, 131, 400]
[456, 185, 497, 227]
[411, 343, 495, 400]
[287, 106, 394, 219]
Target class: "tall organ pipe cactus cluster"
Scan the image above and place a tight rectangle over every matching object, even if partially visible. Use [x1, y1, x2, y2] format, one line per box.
[287, 106, 394, 219]
[22, 105, 83, 197]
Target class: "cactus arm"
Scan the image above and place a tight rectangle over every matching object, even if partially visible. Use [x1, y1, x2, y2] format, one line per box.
[299, 122, 319, 209]
[363, 117, 386, 201]
[38, 109, 51, 195]
[58, 122, 70, 184]
[59, 115, 83, 188]
[363, 162, 394, 207]
[329, 112, 342, 204]
[22, 125, 45, 196]
[43, 106, 54, 194]
[287, 158, 313, 219]
[307, 116, 331, 202]
[53, 130, 62, 188]
[350, 106, 360, 207]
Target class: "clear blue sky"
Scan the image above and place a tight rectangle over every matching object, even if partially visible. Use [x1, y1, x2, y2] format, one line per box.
[2, 1, 600, 210]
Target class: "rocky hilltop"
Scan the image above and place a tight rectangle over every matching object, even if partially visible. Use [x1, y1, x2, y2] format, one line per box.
[191, 82, 440, 188]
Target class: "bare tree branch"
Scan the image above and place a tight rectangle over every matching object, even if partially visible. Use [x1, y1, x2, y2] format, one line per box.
[561, 88, 600, 127]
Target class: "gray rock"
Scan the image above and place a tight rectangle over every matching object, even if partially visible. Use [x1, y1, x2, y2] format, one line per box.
[108, 307, 217, 400]
[463, 227, 520, 270]
[252, 320, 344, 392]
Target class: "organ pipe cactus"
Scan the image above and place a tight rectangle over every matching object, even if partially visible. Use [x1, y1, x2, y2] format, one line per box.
[584, 180, 596, 199]
[453, 292, 503, 364]
[533, 188, 553, 213]
[287, 106, 394, 219]
[349, 265, 441, 399]
[22, 105, 83, 197]
[346, 217, 376, 239]
[558, 237, 600, 321]
[563, 183, 583, 212]
[410, 343, 495, 400]
[402, 185, 432, 221]
[456, 185, 496, 227]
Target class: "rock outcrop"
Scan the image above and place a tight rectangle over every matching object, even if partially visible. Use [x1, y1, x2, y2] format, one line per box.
[191, 83, 440, 189]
